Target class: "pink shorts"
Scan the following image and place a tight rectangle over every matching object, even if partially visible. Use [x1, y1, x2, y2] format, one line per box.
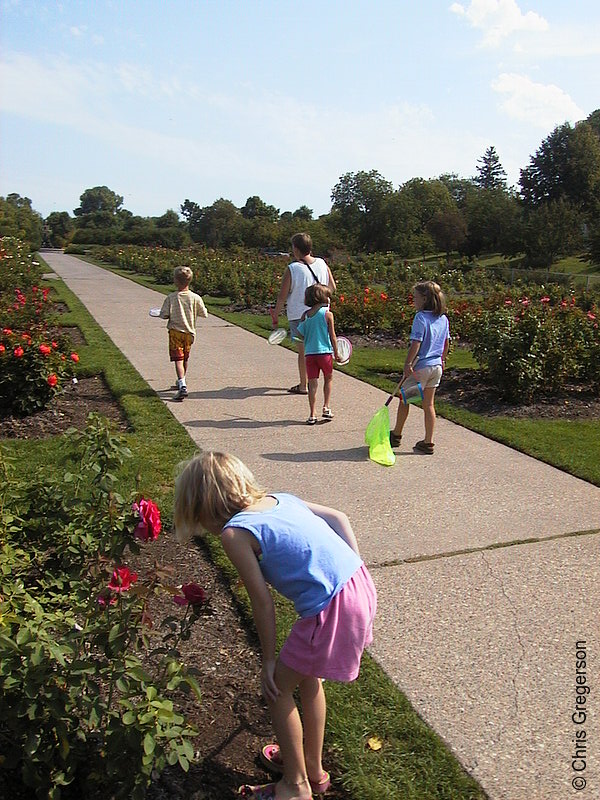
[279, 565, 377, 683]
[305, 353, 333, 380]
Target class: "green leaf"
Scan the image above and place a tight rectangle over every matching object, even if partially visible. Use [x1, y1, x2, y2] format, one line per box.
[177, 753, 189, 772]
[122, 710, 136, 725]
[24, 731, 41, 756]
[143, 733, 156, 755]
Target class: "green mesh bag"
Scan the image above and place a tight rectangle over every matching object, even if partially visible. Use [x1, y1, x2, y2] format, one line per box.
[364, 406, 396, 467]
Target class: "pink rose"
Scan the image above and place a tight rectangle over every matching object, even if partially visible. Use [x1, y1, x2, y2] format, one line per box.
[133, 498, 161, 542]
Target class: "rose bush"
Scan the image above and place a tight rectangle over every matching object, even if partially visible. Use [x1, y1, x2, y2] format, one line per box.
[0, 416, 205, 799]
[0, 238, 79, 414]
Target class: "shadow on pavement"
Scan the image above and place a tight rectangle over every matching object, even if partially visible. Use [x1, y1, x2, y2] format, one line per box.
[186, 417, 304, 429]
[157, 386, 290, 400]
[262, 447, 369, 463]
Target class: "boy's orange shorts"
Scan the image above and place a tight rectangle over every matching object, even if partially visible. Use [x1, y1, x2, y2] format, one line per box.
[169, 329, 194, 362]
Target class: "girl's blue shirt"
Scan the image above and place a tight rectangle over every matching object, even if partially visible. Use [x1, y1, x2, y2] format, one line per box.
[225, 493, 362, 618]
[296, 307, 332, 355]
[410, 311, 450, 368]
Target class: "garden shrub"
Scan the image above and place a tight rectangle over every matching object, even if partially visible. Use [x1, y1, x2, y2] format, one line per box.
[470, 298, 599, 401]
[0, 239, 79, 414]
[0, 416, 204, 799]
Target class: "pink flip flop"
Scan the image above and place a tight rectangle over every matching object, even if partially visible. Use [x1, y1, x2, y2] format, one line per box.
[259, 744, 331, 794]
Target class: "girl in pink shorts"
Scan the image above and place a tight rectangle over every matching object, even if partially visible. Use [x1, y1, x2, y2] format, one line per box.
[174, 452, 377, 800]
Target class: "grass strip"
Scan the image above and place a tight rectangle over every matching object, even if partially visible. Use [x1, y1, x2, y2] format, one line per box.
[9, 262, 487, 799]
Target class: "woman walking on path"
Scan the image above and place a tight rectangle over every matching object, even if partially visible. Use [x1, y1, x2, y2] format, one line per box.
[390, 280, 450, 454]
[270, 233, 336, 395]
[174, 452, 376, 800]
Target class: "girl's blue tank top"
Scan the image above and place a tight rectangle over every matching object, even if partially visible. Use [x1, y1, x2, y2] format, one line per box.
[225, 493, 362, 617]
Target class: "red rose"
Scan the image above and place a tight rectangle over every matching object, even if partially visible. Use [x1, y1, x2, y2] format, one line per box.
[2, 328, 12, 335]
[47, 374, 58, 387]
[39, 344, 52, 356]
[107, 566, 138, 592]
[173, 582, 206, 607]
[13, 346, 24, 357]
[70, 352, 79, 362]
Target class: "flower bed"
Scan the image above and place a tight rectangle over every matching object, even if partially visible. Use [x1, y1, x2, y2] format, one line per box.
[0, 238, 79, 414]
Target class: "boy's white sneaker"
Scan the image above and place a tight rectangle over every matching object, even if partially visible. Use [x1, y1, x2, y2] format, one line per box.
[175, 386, 188, 401]
[322, 407, 334, 420]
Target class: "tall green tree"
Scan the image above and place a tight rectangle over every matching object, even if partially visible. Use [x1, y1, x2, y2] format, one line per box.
[45, 211, 74, 247]
[74, 186, 124, 217]
[523, 198, 584, 267]
[463, 187, 523, 257]
[519, 121, 600, 216]
[240, 196, 279, 223]
[0, 194, 43, 249]
[475, 146, 507, 190]
[330, 170, 396, 251]
[397, 178, 455, 256]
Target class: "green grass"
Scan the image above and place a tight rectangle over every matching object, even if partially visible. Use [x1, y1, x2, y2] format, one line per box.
[552, 254, 597, 275]
[9, 260, 487, 799]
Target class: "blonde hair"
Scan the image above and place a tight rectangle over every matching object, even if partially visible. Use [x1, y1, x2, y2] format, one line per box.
[290, 232, 312, 256]
[414, 281, 446, 315]
[174, 266, 193, 288]
[305, 283, 331, 307]
[173, 451, 266, 542]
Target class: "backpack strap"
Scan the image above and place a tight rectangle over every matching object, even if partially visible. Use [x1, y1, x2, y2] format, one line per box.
[302, 259, 321, 284]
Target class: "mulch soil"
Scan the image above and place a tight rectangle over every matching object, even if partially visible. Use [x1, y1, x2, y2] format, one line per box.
[2, 322, 597, 799]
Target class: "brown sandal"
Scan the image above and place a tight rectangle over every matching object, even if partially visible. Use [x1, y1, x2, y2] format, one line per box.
[288, 384, 308, 395]
[414, 440, 434, 454]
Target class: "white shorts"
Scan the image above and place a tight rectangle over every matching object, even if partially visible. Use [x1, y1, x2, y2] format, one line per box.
[405, 364, 443, 390]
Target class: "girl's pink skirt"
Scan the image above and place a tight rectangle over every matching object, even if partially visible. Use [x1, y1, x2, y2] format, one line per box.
[279, 564, 377, 682]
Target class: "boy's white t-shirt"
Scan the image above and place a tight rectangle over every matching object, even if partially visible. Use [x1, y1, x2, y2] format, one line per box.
[286, 258, 329, 321]
[159, 289, 208, 337]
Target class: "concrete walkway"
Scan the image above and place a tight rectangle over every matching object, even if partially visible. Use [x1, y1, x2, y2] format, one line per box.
[43, 252, 600, 800]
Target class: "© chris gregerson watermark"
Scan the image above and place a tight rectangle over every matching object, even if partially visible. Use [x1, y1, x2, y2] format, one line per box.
[571, 640, 590, 791]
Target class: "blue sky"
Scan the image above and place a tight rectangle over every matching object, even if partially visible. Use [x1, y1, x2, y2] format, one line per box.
[1, 0, 598, 219]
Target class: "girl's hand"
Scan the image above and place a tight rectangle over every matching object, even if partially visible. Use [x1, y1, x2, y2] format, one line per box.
[334, 350, 341, 362]
[261, 658, 280, 703]
[270, 309, 278, 327]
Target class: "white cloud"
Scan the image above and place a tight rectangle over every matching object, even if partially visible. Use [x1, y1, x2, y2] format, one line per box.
[492, 72, 584, 128]
[450, 0, 548, 47]
[69, 25, 86, 37]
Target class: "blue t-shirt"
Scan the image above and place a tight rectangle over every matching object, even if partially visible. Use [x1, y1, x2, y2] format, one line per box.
[410, 311, 450, 368]
[296, 307, 332, 355]
[225, 493, 362, 617]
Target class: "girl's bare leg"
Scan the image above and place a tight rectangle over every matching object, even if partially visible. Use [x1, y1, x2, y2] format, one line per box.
[307, 379, 318, 418]
[267, 660, 312, 800]
[392, 400, 409, 437]
[422, 386, 437, 443]
[298, 676, 326, 783]
[297, 342, 307, 392]
[322, 373, 332, 410]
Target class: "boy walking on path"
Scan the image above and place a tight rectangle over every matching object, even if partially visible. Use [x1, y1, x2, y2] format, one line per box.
[160, 266, 208, 401]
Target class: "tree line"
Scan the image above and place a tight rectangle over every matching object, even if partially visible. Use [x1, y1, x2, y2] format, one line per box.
[2, 110, 599, 267]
